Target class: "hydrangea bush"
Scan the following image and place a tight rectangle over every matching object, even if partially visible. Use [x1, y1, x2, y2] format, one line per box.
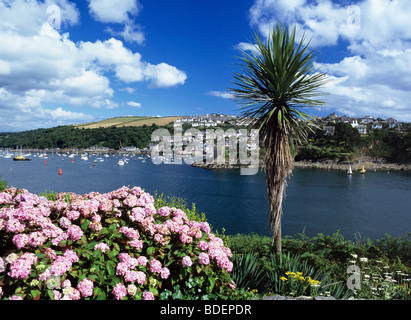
[0, 186, 235, 300]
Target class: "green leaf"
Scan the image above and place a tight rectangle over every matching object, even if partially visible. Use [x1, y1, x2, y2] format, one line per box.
[87, 241, 98, 250]
[106, 261, 116, 278]
[94, 249, 102, 259]
[30, 289, 41, 300]
[47, 289, 54, 300]
[81, 219, 91, 231]
[96, 291, 107, 300]
[209, 277, 216, 291]
[94, 287, 107, 300]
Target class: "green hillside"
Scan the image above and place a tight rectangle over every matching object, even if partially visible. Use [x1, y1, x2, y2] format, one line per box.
[0, 116, 181, 150]
[75, 116, 182, 129]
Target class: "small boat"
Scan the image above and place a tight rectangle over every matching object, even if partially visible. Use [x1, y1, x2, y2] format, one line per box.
[347, 166, 353, 175]
[13, 155, 32, 161]
[117, 159, 125, 166]
[360, 165, 366, 174]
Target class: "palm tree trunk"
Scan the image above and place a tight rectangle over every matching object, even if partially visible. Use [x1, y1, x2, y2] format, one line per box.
[264, 121, 292, 255]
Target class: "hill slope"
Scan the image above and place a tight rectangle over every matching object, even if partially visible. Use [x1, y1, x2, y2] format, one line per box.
[75, 116, 182, 129]
[0, 116, 182, 150]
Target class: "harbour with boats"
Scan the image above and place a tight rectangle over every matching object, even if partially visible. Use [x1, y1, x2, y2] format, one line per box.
[1, 148, 410, 241]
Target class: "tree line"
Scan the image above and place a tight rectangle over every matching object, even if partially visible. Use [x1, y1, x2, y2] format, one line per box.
[295, 122, 411, 163]
[0, 124, 161, 150]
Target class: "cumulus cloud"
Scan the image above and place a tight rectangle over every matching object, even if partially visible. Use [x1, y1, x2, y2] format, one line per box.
[144, 63, 187, 88]
[246, 0, 411, 122]
[127, 101, 142, 108]
[87, 0, 145, 44]
[106, 21, 145, 45]
[0, 0, 186, 131]
[87, 0, 140, 23]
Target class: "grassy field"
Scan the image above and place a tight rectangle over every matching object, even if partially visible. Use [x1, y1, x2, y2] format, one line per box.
[75, 116, 182, 129]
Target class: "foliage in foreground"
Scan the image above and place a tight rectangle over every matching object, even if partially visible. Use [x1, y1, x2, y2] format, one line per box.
[228, 232, 411, 300]
[0, 186, 235, 300]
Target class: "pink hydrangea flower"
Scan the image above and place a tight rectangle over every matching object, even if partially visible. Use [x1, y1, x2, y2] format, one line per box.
[130, 207, 145, 222]
[124, 270, 139, 283]
[66, 210, 80, 220]
[129, 239, 143, 250]
[142, 291, 155, 300]
[53, 290, 62, 300]
[94, 242, 110, 253]
[77, 278, 94, 297]
[135, 271, 146, 285]
[123, 194, 138, 207]
[160, 267, 170, 279]
[112, 283, 127, 300]
[198, 241, 209, 251]
[63, 249, 79, 263]
[59, 217, 72, 229]
[67, 225, 83, 241]
[137, 256, 148, 267]
[5, 218, 25, 233]
[45, 247, 57, 260]
[157, 206, 172, 217]
[28, 231, 47, 247]
[119, 226, 139, 240]
[0, 257, 6, 273]
[182, 256, 193, 267]
[198, 252, 210, 265]
[12, 233, 29, 249]
[149, 259, 162, 273]
[8, 252, 37, 279]
[69, 288, 81, 300]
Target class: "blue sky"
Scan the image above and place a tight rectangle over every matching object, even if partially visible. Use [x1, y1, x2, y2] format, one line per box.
[1, 0, 411, 132]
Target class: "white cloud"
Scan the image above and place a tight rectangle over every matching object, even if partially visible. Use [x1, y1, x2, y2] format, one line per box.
[87, 0, 140, 24]
[79, 38, 186, 87]
[247, 0, 411, 122]
[88, 0, 144, 44]
[127, 101, 141, 108]
[0, 0, 187, 131]
[144, 63, 187, 88]
[106, 22, 145, 45]
[0, 0, 79, 35]
[121, 87, 136, 94]
[52, 70, 113, 98]
[207, 91, 234, 100]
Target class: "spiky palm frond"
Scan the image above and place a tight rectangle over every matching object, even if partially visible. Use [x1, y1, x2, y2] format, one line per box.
[230, 24, 327, 253]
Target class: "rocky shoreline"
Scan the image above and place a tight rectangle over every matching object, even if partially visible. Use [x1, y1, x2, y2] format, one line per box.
[191, 160, 411, 172]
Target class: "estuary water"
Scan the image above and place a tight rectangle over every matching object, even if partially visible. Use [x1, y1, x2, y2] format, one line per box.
[1, 154, 410, 240]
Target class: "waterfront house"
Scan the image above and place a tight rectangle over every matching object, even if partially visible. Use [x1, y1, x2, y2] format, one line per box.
[372, 123, 383, 130]
[357, 125, 367, 135]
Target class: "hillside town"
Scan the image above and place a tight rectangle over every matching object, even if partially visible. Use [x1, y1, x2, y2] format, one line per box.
[178, 112, 407, 135]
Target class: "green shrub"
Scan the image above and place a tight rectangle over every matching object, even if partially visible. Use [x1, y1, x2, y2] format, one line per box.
[0, 186, 235, 300]
[228, 233, 274, 257]
[230, 251, 269, 292]
[0, 176, 7, 192]
[228, 232, 411, 299]
[347, 255, 411, 300]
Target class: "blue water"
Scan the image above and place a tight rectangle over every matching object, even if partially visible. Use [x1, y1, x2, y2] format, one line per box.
[1, 154, 410, 240]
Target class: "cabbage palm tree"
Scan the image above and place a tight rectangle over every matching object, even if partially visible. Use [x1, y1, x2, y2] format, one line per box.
[230, 24, 327, 254]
